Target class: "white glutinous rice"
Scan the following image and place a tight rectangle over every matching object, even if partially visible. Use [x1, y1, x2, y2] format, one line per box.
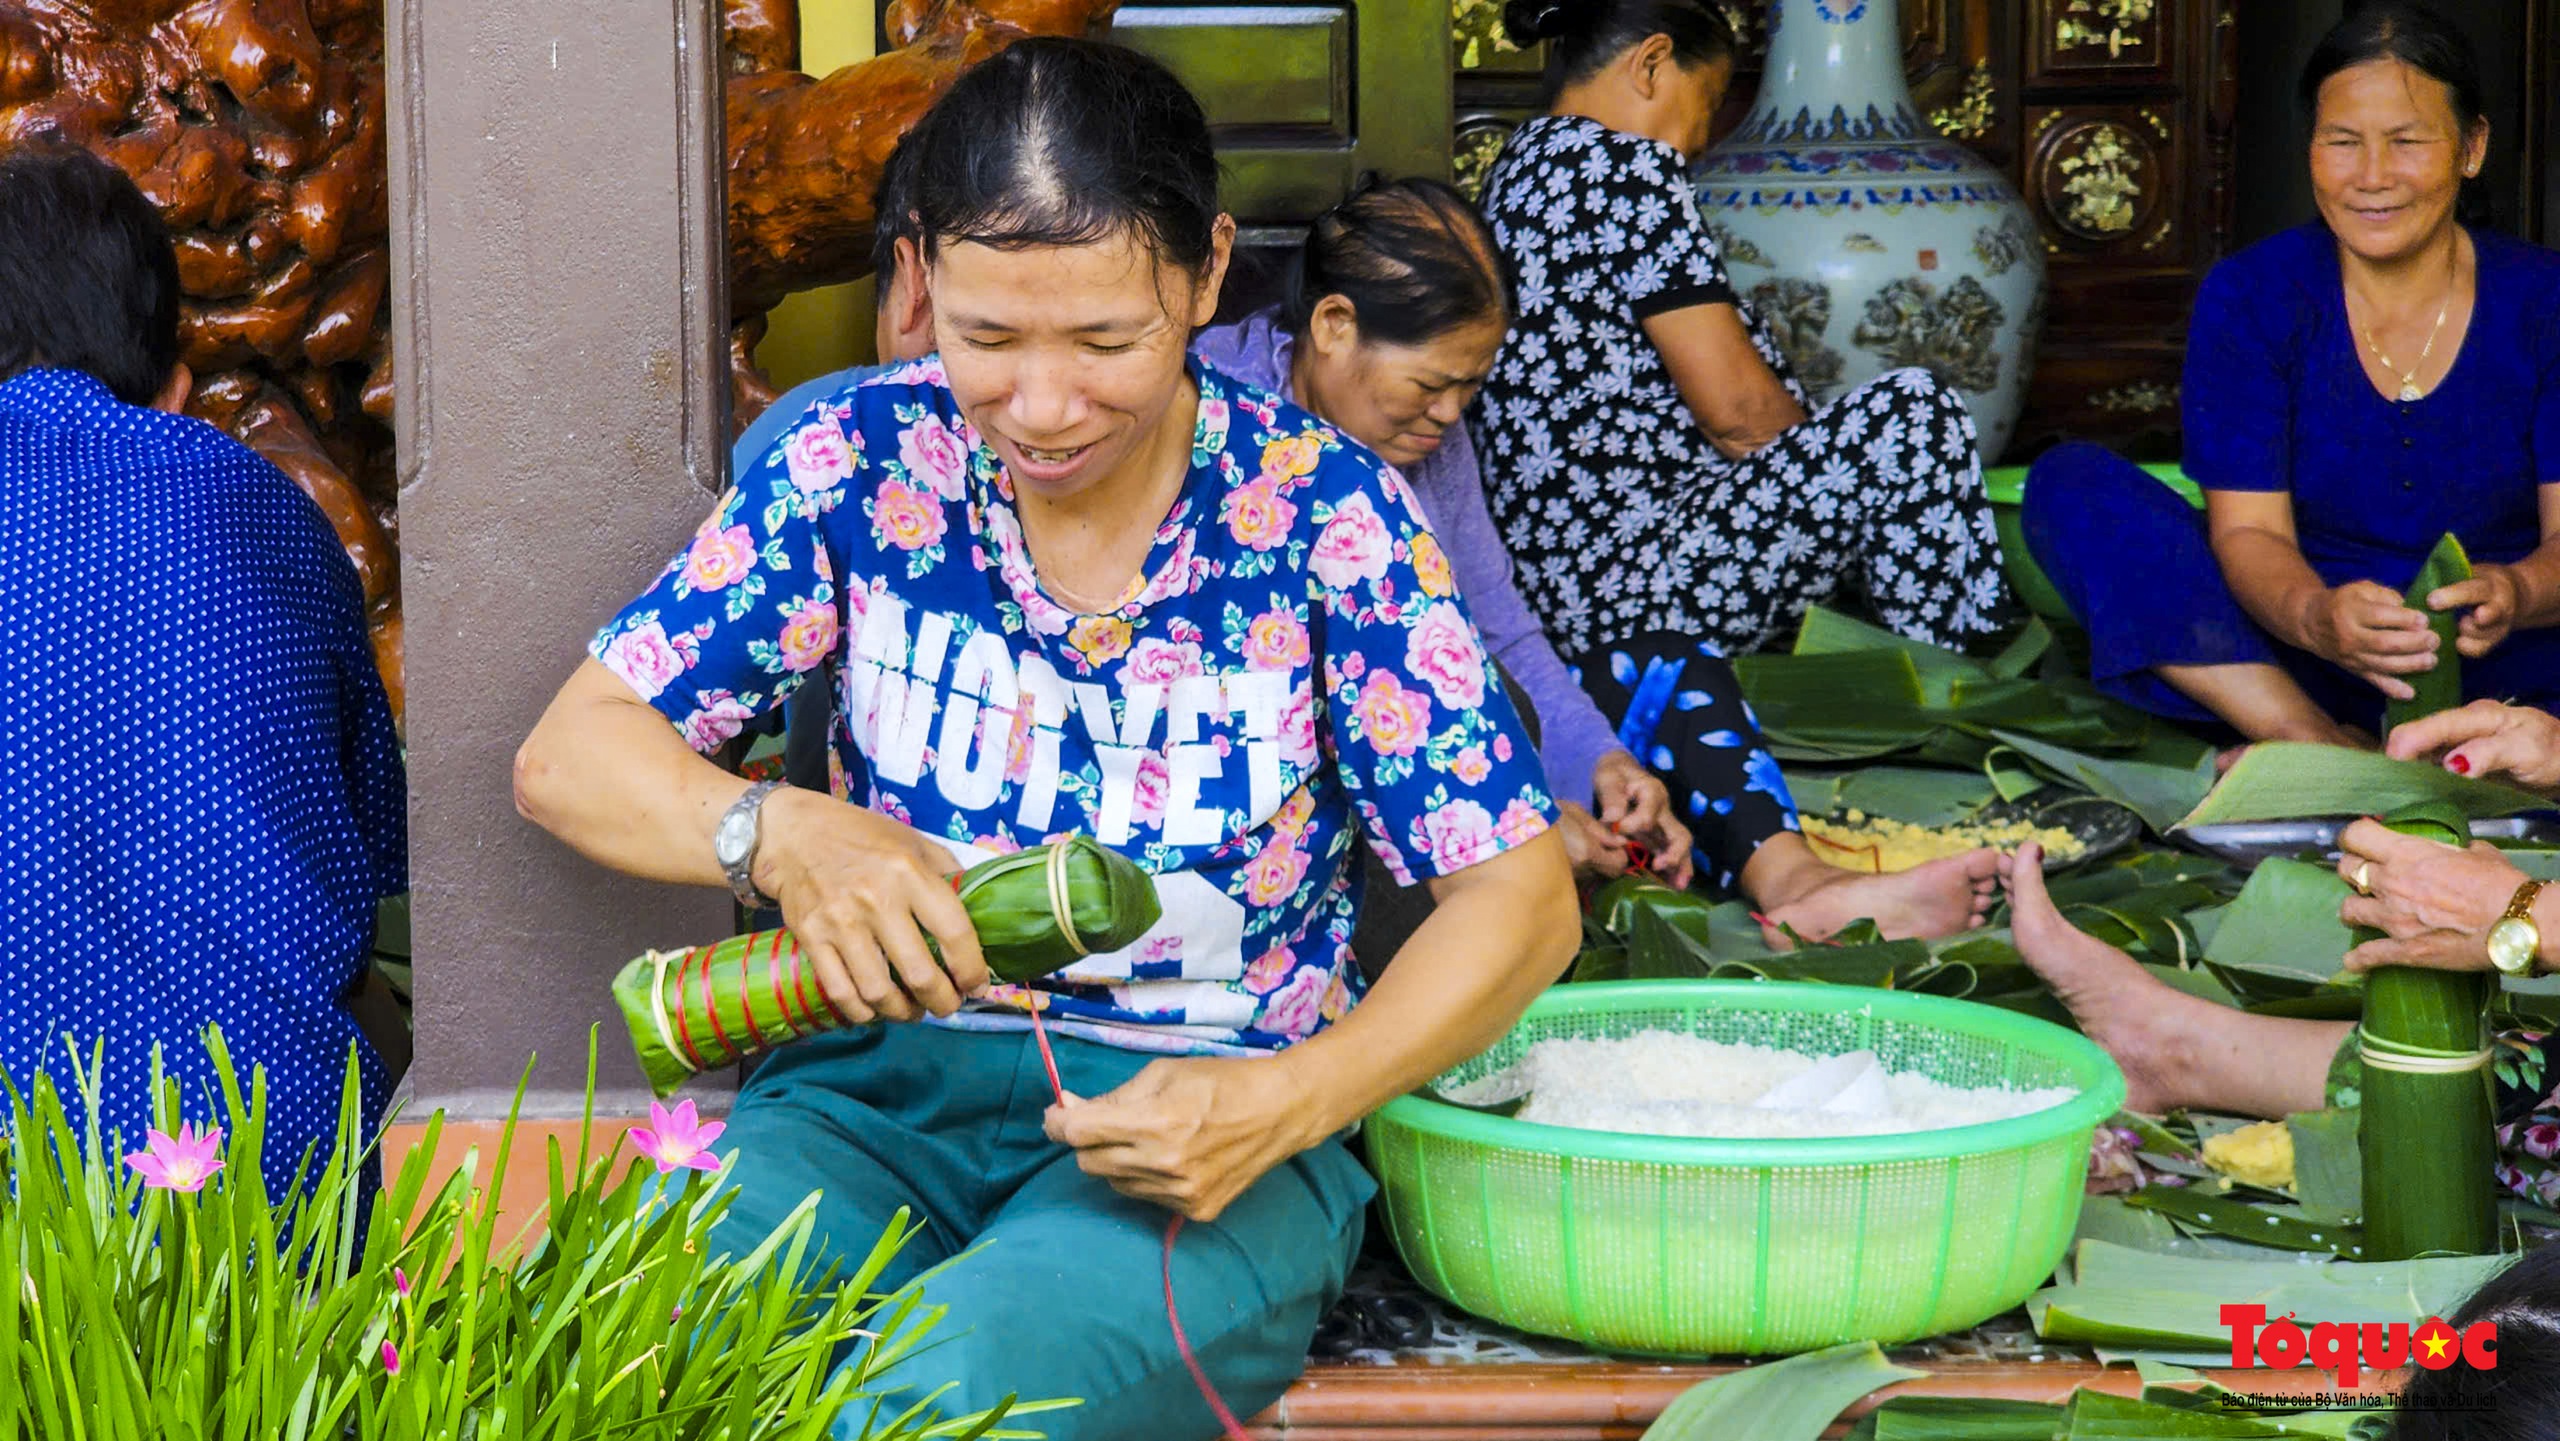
[1445, 1030, 2075, 1139]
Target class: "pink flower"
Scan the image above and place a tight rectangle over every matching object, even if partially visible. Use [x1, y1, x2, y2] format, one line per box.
[1340, 652, 1367, 681]
[380, 1340, 400, 1375]
[896, 414, 971, 501]
[680, 691, 759, 751]
[1131, 751, 1171, 825]
[630, 1099, 727, 1175]
[1310, 493, 1392, 590]
[1257, 966, 1330, 1039]
[681, 521, 758, 595]
[1273, 788, 1317, 837]
[1244, 836, 1309, 906]
[1241, 608, 1310, 672]
[1416, 800, 1497, 873]
[1353, 672, 1432, 758]
[1452, 746, 1492, 785]
[1321, 970, 1354, 1023]
[124, 1123, 224, 1193]
[1119, 637, 1205, 689]
[1278, 686, 1318, 767]
[602, 621, 686, 701]
[777, 597, 840, 672]
[1493, 733, 1514, 763]
[1402, 601, 1487, 709]
[2526, 1122, 2560, 1161]
[871, 481, 946, 552]
[1242, 943, 1297, 995]
[1260, 433, 1326, 480]
[394, 1267, 411, 1298]
[1198, 397, 1230, 440]
[783, 414, 857, 493]
[1221, 478, 1297, 551]
[1496, 798, 1548, 845]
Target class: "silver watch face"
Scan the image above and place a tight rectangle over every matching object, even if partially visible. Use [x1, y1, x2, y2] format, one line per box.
[2489, 917, 2538, 976]
[714, 805, 756, 869]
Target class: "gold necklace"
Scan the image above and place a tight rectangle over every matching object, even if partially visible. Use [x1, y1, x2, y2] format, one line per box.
[2358, 261, 2458, 403]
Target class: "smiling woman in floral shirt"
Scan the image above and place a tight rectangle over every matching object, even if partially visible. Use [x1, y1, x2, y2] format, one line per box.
[514, 39, 1575, 1441]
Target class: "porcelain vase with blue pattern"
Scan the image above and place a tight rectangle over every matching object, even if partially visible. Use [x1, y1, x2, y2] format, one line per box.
[1693, 0, 2046, 461]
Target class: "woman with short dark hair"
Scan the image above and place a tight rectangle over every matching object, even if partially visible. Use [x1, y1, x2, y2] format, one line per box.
[516, 39, 1577, 1438]
[2025, 0, 2560, 743]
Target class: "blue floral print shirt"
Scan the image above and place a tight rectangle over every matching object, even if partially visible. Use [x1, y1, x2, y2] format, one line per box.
[593, 358, 1556, 1054]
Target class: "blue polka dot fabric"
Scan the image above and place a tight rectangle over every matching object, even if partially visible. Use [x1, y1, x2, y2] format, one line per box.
[0, 368, 405, 1180]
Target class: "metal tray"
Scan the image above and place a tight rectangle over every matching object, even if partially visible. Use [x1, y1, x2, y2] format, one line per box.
[2179, 815, 2560, 867]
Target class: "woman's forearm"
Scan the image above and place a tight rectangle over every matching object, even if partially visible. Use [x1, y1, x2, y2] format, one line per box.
[2496, 540, 2560, 630]
[2213, 526, 2332, 652]
[1274, 829, 1577, 1130]
[513, 657, 755, 887]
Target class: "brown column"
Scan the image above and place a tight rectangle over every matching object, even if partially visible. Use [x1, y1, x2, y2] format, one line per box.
[387, 0, 734, 1119]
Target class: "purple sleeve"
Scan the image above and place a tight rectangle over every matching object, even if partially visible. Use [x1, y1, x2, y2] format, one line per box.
[1405, 425, 1620, 806]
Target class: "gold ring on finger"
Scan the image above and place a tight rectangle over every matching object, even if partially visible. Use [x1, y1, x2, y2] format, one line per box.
[2352, 861, 2374, 897]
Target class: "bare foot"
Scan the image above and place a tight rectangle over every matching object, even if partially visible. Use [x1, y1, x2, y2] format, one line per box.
[2002, 843, 2206, 1114]
[1764, 848, 2000, 946]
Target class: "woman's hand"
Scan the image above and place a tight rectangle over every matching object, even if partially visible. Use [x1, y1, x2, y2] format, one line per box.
[1044, 1056, 1322, 1222]
[2428, 563, 2523, 658]
[2384, 698, 2560, 792]
[2335, 817, 2519, 972]
[1554, 801, 1631, 880]
[754, 788, 988, 1022]
[1590, 749, 1696, 887]
[2303, 580, 2441, 701]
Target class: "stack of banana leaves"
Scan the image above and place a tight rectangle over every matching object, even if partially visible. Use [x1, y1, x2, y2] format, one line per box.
[1630, 1337, 2418, 1438]
[1565, 597, 2560, 1364]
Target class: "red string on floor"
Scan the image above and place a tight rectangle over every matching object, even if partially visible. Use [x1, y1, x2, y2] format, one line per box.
[1025, 991, 1253, 1441]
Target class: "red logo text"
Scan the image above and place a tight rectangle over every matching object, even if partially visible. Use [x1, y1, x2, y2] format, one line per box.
[2220, 1305, 2496, 1388]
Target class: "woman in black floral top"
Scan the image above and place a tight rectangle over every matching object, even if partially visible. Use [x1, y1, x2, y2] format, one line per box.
[1471, 0, 2018, 661]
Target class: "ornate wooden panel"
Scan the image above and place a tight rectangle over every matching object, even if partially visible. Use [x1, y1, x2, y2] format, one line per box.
[2032, 0, 2175, 87]
[2027, 103, 2189, 263]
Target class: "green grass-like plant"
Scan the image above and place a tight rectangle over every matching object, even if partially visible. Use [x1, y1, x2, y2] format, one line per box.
[0, 1028, 1071, 1441]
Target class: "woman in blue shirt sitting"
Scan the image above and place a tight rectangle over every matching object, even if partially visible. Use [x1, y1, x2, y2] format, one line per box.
[2025, 1, 2560, 744]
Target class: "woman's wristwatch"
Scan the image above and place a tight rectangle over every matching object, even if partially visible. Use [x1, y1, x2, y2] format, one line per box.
[2487, 879, 2546, 976]
[714, 778, 785, 909]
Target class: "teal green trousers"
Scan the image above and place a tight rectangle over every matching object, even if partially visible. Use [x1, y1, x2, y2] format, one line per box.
[705, 1023, 1373, 1441]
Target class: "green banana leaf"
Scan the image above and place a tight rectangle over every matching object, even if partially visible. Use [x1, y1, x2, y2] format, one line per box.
[2122, 1187, 2363, 1256]
[2132, 1363, 2386, 1440]
[1989, 615, 2057, 679]
[1982, 745, 2045, 802]
[1793, 605, 1983, 706]
[2062, 1391, 2339, 1439]
[1989, 728, 2220, 834]
[2200, 859, 2358, 1001]
[2287, 1107, 2364, 1217]
[1639, 1341, 1924, 1441]
[1830, 765, 2002, 827]
[2033, 1239, 2506, 1354]
[1734, 650, 1936, 759]
[1847, 1397, 2063, 1441]
[2176, 742, 2546, 829]
[1951, 677, 2153, 752]
[2383, 532, 2471, 738]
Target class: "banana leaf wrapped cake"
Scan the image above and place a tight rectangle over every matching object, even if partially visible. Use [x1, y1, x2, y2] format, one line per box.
[613, 834, 1161, 1096]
